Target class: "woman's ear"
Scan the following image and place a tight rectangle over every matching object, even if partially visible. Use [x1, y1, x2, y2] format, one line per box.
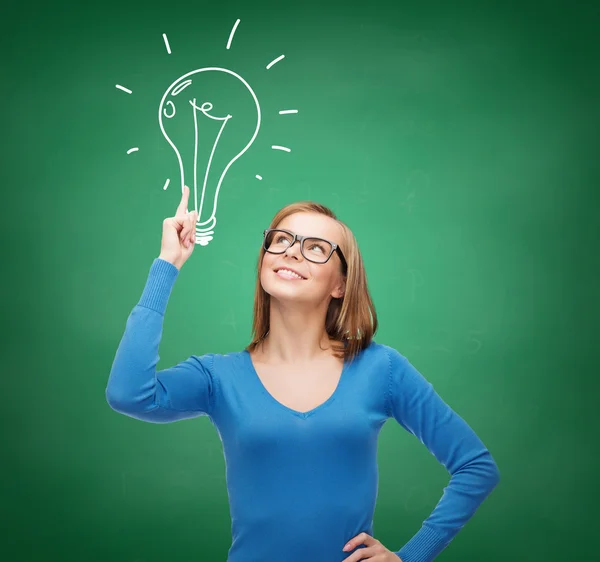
[332, 278, 346, 299]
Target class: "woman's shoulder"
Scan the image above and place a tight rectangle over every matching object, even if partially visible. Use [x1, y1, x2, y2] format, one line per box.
[358, 339, 408, 363]
[190, 348, 249, 366]
[348, 340, 412, 380]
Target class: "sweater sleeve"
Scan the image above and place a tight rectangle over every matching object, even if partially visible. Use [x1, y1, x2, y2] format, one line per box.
[385, 347, 500, 562]
[105, 258, 217, 423]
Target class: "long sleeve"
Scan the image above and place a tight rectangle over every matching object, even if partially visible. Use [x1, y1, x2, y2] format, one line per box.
[105, 258, 217, 423]
[385, 347, 500, 562]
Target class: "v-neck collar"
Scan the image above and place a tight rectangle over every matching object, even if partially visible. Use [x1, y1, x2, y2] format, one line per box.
[242, 350, 350, 420]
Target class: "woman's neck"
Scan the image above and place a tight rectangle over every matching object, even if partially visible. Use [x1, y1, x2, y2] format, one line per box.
[257, 302, 335, 364]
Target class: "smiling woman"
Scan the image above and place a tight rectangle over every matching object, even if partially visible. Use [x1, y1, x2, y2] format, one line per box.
[247, 201, 373, 362]
[105, 190, 500, 562]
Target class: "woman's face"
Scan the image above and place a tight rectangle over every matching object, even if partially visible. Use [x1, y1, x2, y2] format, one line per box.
[260, 212, 346, 304]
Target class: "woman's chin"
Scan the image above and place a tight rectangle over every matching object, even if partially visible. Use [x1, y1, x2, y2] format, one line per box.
[263, 281, 313, 303]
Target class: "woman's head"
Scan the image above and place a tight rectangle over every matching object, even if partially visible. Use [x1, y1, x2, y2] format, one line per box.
[246, 201, 377, 362]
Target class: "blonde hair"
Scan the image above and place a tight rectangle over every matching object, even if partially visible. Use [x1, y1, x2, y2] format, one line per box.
[245, 201, 378, 363]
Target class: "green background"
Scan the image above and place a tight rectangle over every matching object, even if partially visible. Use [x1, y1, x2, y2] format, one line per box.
[2, 0, 599, 560]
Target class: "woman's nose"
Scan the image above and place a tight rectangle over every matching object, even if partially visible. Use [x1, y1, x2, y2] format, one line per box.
[284, 240, 302, 259]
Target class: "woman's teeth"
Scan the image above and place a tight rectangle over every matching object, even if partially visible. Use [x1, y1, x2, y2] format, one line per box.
[276, 269, 304, 280]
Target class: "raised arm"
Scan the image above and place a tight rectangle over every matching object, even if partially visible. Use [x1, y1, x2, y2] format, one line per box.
[106, 185, 214, 423]
[105, 258, 216, 423]
[385, 347, 500, 562]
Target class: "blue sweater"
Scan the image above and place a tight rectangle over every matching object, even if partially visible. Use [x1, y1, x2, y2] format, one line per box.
[106, 258, 500, 562]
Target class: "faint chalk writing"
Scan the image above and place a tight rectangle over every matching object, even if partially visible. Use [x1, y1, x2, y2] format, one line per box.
[430, 328, 452, 354]
[221, 260, 239, 270]
[466, 330, 483, 354]
[425, 329, 484, 355]
[400, 190, 416, 213]
[221, 306, 238, 332]
[400, 170, 431, 212]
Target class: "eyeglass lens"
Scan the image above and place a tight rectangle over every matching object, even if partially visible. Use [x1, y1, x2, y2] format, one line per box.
[265, 230, 333, 263]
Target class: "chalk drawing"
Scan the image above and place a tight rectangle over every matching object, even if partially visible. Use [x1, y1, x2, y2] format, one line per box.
[266, 55, 285, 69]
[159, 68, 260, 247]
[162, 33, 171, 54]
[226, 19, 240, 50]
[116, 19, 297, 247]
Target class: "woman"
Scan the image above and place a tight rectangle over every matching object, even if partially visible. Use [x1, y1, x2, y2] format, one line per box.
[106, 186, 500, 562]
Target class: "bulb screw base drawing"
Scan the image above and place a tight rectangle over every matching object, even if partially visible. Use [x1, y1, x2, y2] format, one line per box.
[195, 216, 216, 246]
[195, 232, 214, 246]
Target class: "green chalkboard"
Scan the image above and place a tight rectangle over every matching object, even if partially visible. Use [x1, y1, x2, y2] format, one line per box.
[2, 0, 599, 560]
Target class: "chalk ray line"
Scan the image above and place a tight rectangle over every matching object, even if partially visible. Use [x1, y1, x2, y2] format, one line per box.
[163, 33, 171, 54]
[227, 19, 240, 49]
[266, 55, 285, 69]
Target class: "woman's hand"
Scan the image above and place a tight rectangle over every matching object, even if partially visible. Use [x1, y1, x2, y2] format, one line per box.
[158, 185, 199, 270]
[342, 532, 402, 561]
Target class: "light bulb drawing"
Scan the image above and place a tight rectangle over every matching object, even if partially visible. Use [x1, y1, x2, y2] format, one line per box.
[158, 68, 260, 246]
[115, 19, 300, 247]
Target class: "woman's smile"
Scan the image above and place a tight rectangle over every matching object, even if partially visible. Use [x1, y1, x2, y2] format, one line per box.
[275, 269, 306, 281]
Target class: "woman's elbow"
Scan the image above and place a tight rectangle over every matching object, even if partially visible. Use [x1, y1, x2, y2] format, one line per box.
[106, 386, 125, 412]
[484, 452, 501, 490]
[105, 385, 138, 415]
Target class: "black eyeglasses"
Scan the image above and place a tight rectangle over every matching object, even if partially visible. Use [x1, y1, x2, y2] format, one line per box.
[263, 228, 347, 272]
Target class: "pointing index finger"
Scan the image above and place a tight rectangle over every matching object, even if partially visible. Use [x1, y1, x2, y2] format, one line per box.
[176, 185, 190, 217]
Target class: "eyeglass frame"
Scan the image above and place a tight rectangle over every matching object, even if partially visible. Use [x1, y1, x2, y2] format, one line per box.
[263, 228, 348, 272]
